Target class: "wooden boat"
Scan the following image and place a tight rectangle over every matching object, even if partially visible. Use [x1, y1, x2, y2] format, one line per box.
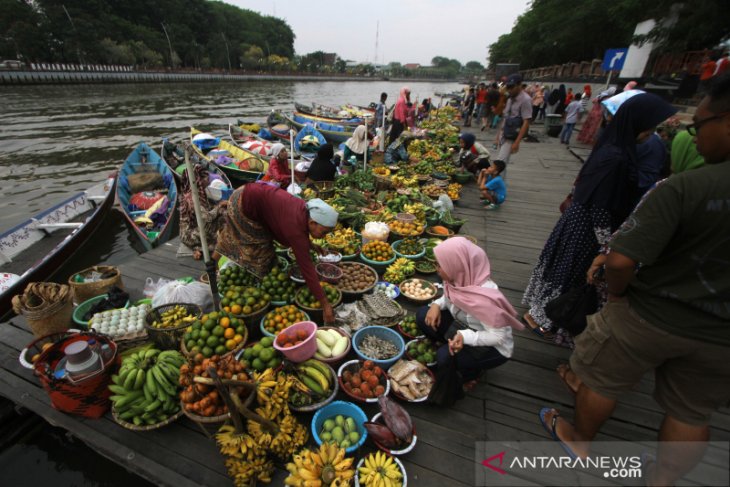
[294, 102, 364, 125]
[229, 123, 305, 161]
[267, 111, 296, 143]
[116, 143, 178, 251]
[294, 124, 327, 156]
[293, 111, 365, 128]
[270, 111, 355, 145]
[0, 174, 117, 317]
[189, 127, 269, 187]
[160, 138, 233, 191]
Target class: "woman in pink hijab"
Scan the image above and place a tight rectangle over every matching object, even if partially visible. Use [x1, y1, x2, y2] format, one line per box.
[416, 237, 524, 389]
[388, 86, 410, 145]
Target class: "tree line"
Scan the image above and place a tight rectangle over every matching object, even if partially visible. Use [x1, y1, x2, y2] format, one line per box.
[488, 0, 729, 70]
[0, 0, 295, 70]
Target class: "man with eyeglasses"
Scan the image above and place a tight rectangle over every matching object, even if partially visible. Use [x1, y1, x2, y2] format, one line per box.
[539, 71, 730, 486]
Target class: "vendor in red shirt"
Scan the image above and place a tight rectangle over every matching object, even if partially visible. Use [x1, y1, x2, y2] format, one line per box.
[215, 183, 339, 323]
[262, 143, 291, 187]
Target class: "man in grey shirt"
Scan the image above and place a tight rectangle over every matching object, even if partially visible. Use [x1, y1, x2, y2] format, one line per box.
[493, 73, 533, 169]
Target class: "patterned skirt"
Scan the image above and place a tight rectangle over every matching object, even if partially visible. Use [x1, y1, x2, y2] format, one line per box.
[214, 186, 275, 278]
[522, 203, 611, 346]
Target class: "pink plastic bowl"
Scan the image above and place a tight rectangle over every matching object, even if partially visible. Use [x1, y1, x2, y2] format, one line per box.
[273, 321, 318, 363]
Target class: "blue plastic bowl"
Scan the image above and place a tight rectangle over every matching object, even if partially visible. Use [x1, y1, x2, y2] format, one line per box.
[392, 240, 426, 260]
[352, 326, 405, 370]
[312, 400, 368, 454]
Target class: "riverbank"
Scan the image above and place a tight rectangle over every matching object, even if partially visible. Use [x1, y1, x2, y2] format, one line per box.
[0, 69, 457, 86]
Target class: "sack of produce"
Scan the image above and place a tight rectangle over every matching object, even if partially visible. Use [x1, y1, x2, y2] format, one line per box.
[152, 280, 214, 312]
[361, 221, 390, 245]
[126, 172, 164, 193]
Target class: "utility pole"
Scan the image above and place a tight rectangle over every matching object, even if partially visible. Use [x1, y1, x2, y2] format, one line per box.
[62, 4, 83, 65]
[221, 33, 232, 71]
[161, 22, 174, 68]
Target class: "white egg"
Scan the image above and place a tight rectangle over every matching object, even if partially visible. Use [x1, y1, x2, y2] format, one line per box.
[135, 322, 144, 331]
[112, 309, 120, 316]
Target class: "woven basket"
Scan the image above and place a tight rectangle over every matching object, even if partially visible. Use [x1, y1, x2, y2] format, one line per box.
[68, 265, 123, 304]
[312, 181, 335, 199]
[144, 303, 203, 351]
[24, 297, 73, 339]
[112, 406, 184, 431]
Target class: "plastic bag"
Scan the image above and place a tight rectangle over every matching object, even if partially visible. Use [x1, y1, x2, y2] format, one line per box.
[544, 284, 598, 336]
[362, 221, 390, 244]
[152, 280, 214, 312]
[143, 277, 172, 298]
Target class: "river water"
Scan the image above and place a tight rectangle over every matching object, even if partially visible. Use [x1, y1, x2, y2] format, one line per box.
[0, 79, 460, 485]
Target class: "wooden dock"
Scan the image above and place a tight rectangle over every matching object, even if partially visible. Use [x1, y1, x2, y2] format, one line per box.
[0, 126, 727, 486]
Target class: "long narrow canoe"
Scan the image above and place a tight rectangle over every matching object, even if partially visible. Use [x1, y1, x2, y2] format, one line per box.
[270, 111, 355, 145]
[160, 138, 233, 191]
[229, 124, 306, 161]
[0, 174, 117, 317]
[294, 102, 364, 126]
[116, 142, 178, 251]
[190, 127, 269, 188]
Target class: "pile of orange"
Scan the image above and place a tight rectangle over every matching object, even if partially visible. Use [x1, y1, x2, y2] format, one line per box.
[262, 304, 307, 335]
[362, 241, 394, 262]
[389, 220, 424, 236]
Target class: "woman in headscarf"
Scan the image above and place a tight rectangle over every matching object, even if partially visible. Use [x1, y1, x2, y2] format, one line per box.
[215, 184, 339, 323]
[576, 87, 616, 145]
[580, 84, 592, 113]
[522, 93, 677, 345]
[456, 133, 491, 174]
[343, 125, 369, 163]
[416, 237, 524, 390]
[306, 143, 337, 182]
[532, 86, 545, 121]
[262, 143, 291, 187]
[388, 86, 410, 145]
[670, 130, 705, 174]
[179, 163, 228, 260]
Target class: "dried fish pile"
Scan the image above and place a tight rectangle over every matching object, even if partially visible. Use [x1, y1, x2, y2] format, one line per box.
[359, 334, 399, 360]
[388, 359, 434, 401]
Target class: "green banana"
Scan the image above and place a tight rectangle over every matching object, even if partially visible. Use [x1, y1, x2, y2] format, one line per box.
[113, 390, 144, 410]
[299, 374, 324, 396]
[151, 366, 176, 396]
[303, 359, 331, 379]
[123, 367, 138, 390]
[145, 368, 158, 395]
[300, 365, 329, 392]
[143, 349, 160, 360]
[144, 400, 162, 413]
[133, 368, 146, 390]
[108, 384, 128, 395]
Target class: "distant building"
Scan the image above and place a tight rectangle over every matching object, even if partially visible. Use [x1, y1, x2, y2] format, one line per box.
[322, 53, 337, 66]
[404, 63, 421, 70]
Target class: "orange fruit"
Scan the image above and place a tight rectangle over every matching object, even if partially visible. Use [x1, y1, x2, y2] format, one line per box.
[220, 316, 231, 328]
[234, 334, 244, 344]
[224, 328, 235, 339]
[225, 339, 236, 350]
[231, 304, 242, 315]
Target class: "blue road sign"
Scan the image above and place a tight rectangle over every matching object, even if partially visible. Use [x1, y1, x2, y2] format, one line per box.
[602, 48, 628, 72]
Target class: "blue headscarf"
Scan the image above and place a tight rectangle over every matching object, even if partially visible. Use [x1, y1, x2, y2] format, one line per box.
[459, 133, 476, 150]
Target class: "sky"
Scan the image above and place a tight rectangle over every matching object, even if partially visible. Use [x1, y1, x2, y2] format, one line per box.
[222, 0, 531, 66]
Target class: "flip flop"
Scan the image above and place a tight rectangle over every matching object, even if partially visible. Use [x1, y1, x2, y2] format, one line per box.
[538, 407, 578, 460]
[523, 312, 555, 339]
[556, 364, 580, 395]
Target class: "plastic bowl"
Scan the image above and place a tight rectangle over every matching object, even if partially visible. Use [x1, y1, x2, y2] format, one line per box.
[374, 281, 400, 299]
[388, 363, 436, 403]
[311, 400, 368, 454]
[453, 171, 473, 184]
[425, 226, 454, 239]
[72, 294, 129, 327]
[399, 278, 438, 304]
[370, 412, 418, 454]
[272, 321, 317, 362]
[355, 455, 407, 487]
[259, 308, 310, 338]
[404, 338, 438, 367]
[316, 262, 343, 284]
[352, 326, 405, 370]
[392, 239, 426, 260]
[337, 360, 391, 404]
[359, 252, 396, 268]
[314, 327, 352, 365]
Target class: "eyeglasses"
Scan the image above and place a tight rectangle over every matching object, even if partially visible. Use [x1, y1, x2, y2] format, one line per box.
[687, 111, 730, 136]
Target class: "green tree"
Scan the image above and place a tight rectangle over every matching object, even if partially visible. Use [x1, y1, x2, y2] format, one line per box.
[465, 61, 484, 71]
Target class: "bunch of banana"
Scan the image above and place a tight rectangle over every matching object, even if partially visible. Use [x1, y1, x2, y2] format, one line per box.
[109, 349, 184, 426]
[383, 258, 416, 284]
[224, 451, 273, 486]
[253, 368, 292, 418]
[289, 360, 333, 407]
[302, 187, 317, 200]
[358, 451, 403, 487]
[149, 305, 197, 329]
[403, 203, 426, 222]
[285, 442, 354, 487]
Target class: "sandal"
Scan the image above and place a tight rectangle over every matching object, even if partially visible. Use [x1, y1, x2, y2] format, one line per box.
[538, 408, 578, 460]
[523, 312, 555, 339]
[556, 364, 581, 395]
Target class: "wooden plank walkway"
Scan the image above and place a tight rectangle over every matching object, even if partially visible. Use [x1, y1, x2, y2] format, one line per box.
[0, 125, 727, 486]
